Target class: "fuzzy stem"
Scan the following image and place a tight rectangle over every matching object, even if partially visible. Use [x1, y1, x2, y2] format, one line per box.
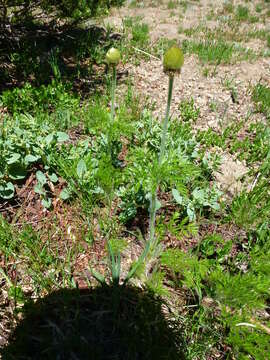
[108, 65, 117, 161]
[111, 66, 117, 122]
[159, 75, 174, 165]
[149, 74, 174, 244]
[149, 192, 157, 243]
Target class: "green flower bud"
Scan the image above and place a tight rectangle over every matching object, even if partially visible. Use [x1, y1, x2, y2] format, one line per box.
[163, 46, 184, 74]
[106, 47, 121, 66]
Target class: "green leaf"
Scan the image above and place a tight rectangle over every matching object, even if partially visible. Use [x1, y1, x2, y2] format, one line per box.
[59, 187, 71, 200]
[56, 131, 69, 142]
[7, 153, 21, 165]
[187, 203, 196, 221]
[124, 239, 151, 285]
[172, 188, 183, 205]
[91, 269, 106, 285]
[77, 159, 87, 179]
[108, 241, 121, 285]
[8, 163, 27, 180]
[8, 286, 25, 303]
[44, 133, 54, 145]
[192, 188, 205, 203]
[34, 183, 46, 195]
[25, 154, 40, 163]
[36, 171, 47, 186]
[48, 173, 58, 183]
[210, 202, 220, 210]
[0, 182, 15, 199]
[42, 198, 52, 209]
[155, 199, 162, 211]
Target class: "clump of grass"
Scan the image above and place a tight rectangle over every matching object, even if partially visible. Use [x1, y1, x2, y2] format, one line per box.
[252, 83, 270, 118]
[183, 39, 234, 64]
[179, 98, 200, 122]
[182, 38, 256, 65]
[167, 0, 177, 9]
[236, 5, 249, 21]
[131, 22, 150, 47]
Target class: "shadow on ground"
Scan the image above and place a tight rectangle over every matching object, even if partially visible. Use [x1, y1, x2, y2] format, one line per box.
[0, 284, 185, 360]
[0, 23, 119, 93]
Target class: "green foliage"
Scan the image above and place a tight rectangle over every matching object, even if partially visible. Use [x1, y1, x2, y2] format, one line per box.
[161, 249, 209, 300]
[196, 234, 232, 263]
[131, 22, 150, 47]
[1, 0, 124, 24]
[0, 220, 74, 297]
[146, 271, 169, 296]
[178, 98, 200, 123]
[34, 170, 59, 208]
[0, 112, 68, 199]
[1, 81, 79, 115]
[161, 236, 270, 359]
[211, 270, 269, 309]
[156, 213, 198, 242]
[230, 180, 270, 229]
[118, 109, 221, 223]
[1, 10, 270, 359]
[172, 185, 221, 221]
[252, 83, 270, 118]
[0, 216, 16, 259]
[236, 5, 249, 21]
[181, 36, 256, 65]
[226, 316, 270, 360]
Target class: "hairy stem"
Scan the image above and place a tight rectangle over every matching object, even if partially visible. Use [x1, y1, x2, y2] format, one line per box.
[149, 75, 174, 244]
[149, 192, 157, 243]
[111, 66, 117, 122]
[159, 75, 174, 165]
[108, 65, 117, 161]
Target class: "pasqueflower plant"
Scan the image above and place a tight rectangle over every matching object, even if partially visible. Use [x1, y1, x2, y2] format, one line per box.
[149, 46, 184, 244]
